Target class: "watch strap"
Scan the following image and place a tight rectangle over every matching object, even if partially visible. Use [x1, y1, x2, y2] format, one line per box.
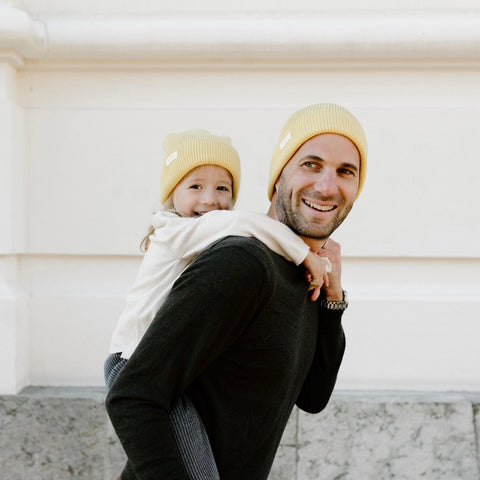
[319, 290, 348, 311]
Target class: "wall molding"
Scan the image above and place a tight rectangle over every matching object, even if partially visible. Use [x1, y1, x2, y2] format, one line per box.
[0, 4, 46, 60]
[1, 4, 480, 65]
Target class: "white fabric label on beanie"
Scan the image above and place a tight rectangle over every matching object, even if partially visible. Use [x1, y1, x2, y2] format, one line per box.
[165, 151, 178, 166]
[279, 132, 291, 150]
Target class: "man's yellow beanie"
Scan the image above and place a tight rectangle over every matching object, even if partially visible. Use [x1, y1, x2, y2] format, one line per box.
[268, 103, 368, 200]
[160, 129, 241, 204]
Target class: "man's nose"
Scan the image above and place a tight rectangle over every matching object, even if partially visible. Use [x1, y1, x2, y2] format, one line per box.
[313, 170, 338, 196]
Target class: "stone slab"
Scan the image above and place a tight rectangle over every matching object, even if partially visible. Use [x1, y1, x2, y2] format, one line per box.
[1, 388, 479, 480]
[297, 391, 480, 480]
[0, 387, 125, 480]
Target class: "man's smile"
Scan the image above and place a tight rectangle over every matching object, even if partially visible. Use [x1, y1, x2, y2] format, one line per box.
[302, 199, 337, 213]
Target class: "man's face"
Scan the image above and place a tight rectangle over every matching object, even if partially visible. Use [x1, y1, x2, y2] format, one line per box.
[274, 133, 360, 240]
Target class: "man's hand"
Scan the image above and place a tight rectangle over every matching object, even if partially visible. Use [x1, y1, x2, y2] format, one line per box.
[315, 238, 343, 302]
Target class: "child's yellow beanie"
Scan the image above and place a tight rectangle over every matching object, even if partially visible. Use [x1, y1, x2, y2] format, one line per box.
[268, 103, 368, 200]
[160, 129, 241, 205]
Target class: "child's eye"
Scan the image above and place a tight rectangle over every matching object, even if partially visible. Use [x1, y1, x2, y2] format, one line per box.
[189, 184, 202, 190]
[217, 186, 231, 192]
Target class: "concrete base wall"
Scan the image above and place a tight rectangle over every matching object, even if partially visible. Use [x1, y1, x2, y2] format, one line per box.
[1, 388, 479, 480]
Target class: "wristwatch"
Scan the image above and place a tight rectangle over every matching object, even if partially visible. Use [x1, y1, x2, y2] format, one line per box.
[319, 290, 349, 311]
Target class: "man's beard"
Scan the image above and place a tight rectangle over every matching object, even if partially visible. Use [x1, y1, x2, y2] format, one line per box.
[275, 178, 353, 240]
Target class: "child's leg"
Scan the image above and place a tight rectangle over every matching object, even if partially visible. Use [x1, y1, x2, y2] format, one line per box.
[104, 354, 219, 479]
[104, 353, 128, 389]
[103, 353, 127, 390]
[105, 354, 137, 480]
[170, 395, 220, 480]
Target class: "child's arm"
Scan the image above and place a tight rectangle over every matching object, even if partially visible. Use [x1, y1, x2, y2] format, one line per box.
[153, 209, 309, 263]
[153, 210, 330, 297]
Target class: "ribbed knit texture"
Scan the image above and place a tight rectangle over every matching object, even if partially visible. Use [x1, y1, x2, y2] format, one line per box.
[160, 129, 241, 204]
[268, 103, 368, 200]
[104, 353, 220, 480]
[104, 353, 128, 389]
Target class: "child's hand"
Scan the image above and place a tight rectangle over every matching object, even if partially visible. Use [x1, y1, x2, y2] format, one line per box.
[303, 251, 332, 301]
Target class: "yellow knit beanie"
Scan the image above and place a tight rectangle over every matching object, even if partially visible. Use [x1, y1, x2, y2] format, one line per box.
[160, 129, 241, 205]
[268, 103, 367, 200]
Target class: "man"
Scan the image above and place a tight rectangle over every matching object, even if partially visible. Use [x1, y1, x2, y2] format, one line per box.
[106, 103, 367, 479]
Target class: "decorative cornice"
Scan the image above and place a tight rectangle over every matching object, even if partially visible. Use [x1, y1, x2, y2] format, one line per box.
[1, 4, 480, 65]
[0, 3, 47, 62]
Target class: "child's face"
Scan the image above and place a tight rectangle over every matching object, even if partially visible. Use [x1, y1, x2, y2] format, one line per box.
[172, 165, 234, 217]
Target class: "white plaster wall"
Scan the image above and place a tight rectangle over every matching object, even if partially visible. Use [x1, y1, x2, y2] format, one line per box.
[18, 0, 480, 13]
[0, 0, 479, 393]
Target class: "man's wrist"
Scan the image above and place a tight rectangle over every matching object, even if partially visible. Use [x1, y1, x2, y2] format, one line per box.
[320, 290, 349, 311]
[324, 288, 344, 302]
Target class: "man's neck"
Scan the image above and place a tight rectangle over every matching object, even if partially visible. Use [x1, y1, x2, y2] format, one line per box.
[267, 202, 326, 253]
[298, 236, 326, 253]
[266, 202, 277, 221]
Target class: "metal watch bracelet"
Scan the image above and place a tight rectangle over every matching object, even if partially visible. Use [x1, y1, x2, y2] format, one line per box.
[319, 290, 349, 311]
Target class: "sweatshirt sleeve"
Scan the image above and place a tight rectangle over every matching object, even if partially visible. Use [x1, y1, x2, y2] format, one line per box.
[105, 239, 272, 479]
[153, 209, 309, 265]
[295, 307, 346, 414]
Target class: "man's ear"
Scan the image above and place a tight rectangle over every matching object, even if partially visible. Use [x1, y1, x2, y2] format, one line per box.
[273, 176, 281, 194]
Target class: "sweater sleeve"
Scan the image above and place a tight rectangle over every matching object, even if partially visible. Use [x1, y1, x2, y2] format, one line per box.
[295, 307, 346, 414]
[105, 239, 272, 479]
[153, 209, 309, 265]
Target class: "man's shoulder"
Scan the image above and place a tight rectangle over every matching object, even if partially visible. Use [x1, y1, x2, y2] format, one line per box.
[209, 235, 277, 257]
[193, 235, 282, 270]
[201, 235, 293, 276]
[180, 237, 276, 294]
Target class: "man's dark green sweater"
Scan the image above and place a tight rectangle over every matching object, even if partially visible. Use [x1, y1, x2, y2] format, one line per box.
[106, 236, 345, 479]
